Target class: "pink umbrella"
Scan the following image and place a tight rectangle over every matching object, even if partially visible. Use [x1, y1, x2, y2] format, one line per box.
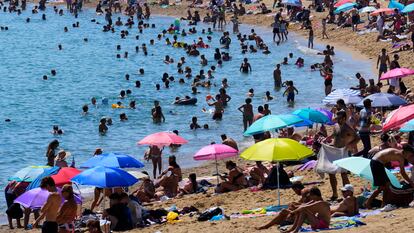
[383, 104, 414, 131]
[370, 8, 395, 16]
[334, 0, 354, 8]
[194, 144, 238, 183]
[137, 132, 188, 146]
[380, 68, 414, 80]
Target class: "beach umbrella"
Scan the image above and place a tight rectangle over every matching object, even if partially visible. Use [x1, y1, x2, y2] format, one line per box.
[80, 152, 145, 168]
[244, 114, 303, 136]
[357, 93, 406, 107]
[241, 138, 313, 205]
[193, 144, 238, 184]
[316, 108, 335, 125]
[383, 104, 414, 131]
[380, 67, 414, 80]
[281, 0, 302, 7]
[334, 2, 357, 14]
[14, 187, 82, 208]
[334, 0, 354, 8]
[51, 167, 81, 187]
[292, 108, 330, 123]
[388, 0, 405, 11]
[71, 166, 139, 188]
[370, 8, 395, 16]
[402, 3, 414, 13]
[322, 88, 362, 105]
[333, 157, 402, 188]
[359, 6, 377, 13]
[137, 132, 188, 146]
[26, 166, 60, 190]
[8, 166, 50, 183]
[293, 116, 314, 127]
[400, 119, 414, 133]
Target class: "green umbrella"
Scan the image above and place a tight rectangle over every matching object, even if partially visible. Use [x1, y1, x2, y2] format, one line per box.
[333, 157, 402, 188]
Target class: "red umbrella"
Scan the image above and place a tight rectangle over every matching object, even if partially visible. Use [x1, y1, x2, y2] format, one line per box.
[334, 0, 354, 8]
[51, 167, 81, 187]
[370, 8, 395, 16]
[383, 104, 414, 131]
[137, 132, 188, 146]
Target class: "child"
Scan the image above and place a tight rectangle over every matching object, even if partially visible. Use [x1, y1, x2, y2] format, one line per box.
[283, 81, 299, 102]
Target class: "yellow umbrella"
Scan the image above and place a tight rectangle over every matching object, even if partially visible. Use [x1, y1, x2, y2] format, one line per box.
[241, 138, 313, 205]
[241, 138, 313, 162]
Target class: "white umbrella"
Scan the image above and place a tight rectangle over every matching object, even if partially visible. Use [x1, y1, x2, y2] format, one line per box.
[359, 6, 377, 13]
[323, 89, 362, 105]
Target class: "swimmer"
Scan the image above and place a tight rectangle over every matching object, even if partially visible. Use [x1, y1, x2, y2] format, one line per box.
[247, 88, 254, 97]
[82, 104, 89, 115]
[99, 118, 108, 134]
[51, 70, 56, 76]
[200, 55, 208, 66]
[43, 75, 48, 80]
[240, 58, 252, 73]
[120, 113, 128, 121]
[222, 78, 229, 88]
[125, 74, 130, 80]
[139, 68, 144, 75]
[265, 91, 274, 101]
[283, 80, 299, 103]
[119, 90, 126, 99]
[156, 84, 160, 90]
[190, 116, 201, 130]
[135, 80, 141, 88]
[91, 97, 97, 106]
[282, 57, 288, 65]
[58, 44, 62, 50]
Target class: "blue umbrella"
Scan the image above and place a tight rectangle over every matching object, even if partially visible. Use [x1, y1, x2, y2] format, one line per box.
[388, 0, 404, 11]
[26, 167, 60, 190]
[244, 114, 303, 136]
[71, 166, 139, 188]
[357, 93, 407, 107]
[8, 166, 50, 182]
[294, 116, 314, 127]
[80, 152, 145, 168]
[402, 3, 414, 13]
[400, 119, 414, 132]
[293, 108, 330, 124]
[282, 0, 302, 7]
[334, 2, 357, 14]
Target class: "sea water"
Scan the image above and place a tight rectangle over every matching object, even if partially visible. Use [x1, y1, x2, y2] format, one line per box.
[0, 6, 373, 212]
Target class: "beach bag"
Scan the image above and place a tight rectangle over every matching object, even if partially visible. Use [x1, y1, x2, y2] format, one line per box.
[263, 165, 291, 189]
[197, 207, 223, 221]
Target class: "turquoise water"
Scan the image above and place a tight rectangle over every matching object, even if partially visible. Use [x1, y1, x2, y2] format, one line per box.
[0, 6, 373, 211]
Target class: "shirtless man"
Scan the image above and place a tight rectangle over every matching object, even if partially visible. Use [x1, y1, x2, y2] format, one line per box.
[33, 177, 61, 233]
[56, 185, 77, 233]
[249, 161, 269, 186]
[239, 58, 252, 73]
[273, 64, 282, 88]
[330, 184, 358, 217]
[208, 94, 224, 120]
[221, 134, 238, 150]
[284, 187, 331, 233]
[151, 101, 165, 123]
[257, 182, 310, 230]
[366, 145, 414, 208]
[326, 110, 360, 200]
[376, 48, 390, 81]
[238, 98, 254, 131]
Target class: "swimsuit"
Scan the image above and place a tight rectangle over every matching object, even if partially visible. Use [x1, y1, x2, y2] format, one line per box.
[287, 92, 295, 102]
[42, 221, 58, 233]
[379, 63, 388, 73]
[370, 159, 389, 187]
[312, 218, 329, 230]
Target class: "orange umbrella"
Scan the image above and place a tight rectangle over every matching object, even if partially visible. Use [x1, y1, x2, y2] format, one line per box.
[370, 8, 395, 16]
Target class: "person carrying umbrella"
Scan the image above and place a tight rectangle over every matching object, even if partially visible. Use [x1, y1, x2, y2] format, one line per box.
[33, 177, 61, 233]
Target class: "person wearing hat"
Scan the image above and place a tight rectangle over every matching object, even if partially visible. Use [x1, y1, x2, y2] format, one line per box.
[330, 184, 358, 217]
[55, 150, 70, 168]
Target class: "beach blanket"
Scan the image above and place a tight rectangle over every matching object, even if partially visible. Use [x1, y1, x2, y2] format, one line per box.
[315, 144, 348, 175]
[299, 216, 366, 232]
[297, 160, 317, 171]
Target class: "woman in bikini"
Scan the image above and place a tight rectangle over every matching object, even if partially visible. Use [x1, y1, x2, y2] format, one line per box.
[215, 161, 247, 193]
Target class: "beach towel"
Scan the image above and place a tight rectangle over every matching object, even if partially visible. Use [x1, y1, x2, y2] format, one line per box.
[299, 216, 366, 232]
[315, 144, 348, 175]
[297, 160, 317, 171]
[229, 205, 288, 219]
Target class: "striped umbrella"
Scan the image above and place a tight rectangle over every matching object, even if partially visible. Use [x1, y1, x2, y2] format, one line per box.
[322, 89, 361, 105]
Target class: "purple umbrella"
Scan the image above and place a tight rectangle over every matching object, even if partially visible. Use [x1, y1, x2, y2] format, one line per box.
[316, 108, 334, 125]
[14, 187, 82, 208]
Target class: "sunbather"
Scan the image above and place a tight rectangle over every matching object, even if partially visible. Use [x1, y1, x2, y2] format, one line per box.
[330, 184, 359, 217]
[215, 161, 247, 193]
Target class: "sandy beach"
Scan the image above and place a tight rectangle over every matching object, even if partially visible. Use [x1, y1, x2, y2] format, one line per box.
[2, 0, 414, 232]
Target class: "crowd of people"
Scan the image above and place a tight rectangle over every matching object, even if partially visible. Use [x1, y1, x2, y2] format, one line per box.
[3, 0, 414, 232]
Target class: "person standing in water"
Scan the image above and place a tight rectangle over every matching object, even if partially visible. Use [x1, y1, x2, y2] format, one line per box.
[238, 98, 254, 131]
[273, 64, 282, 88]
[320, 66, 333, 96]
[151, 101, 165, 123]
[46, 140, 59, 166]
[308, 27, 314, 49]
[283, 81, 298, 103]
[239, 58, 252, 73]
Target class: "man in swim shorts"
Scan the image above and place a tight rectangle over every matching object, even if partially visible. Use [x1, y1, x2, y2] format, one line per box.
[376, 48, 390, 81]
[365, 145, 414, 208]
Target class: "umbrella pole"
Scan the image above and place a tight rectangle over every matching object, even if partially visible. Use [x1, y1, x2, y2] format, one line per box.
[277, 162, 280, 207]
[215, 154, 219, 185]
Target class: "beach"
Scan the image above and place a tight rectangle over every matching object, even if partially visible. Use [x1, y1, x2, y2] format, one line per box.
[1, 0, 414, 232]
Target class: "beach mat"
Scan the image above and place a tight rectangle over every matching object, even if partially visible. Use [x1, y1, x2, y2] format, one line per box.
[299, 216, 366, 232]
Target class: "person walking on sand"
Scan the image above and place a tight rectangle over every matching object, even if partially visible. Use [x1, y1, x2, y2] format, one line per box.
[322, 18, 328, 39]
[308, 27, 314, 49]
[377, 48, 390, 81]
